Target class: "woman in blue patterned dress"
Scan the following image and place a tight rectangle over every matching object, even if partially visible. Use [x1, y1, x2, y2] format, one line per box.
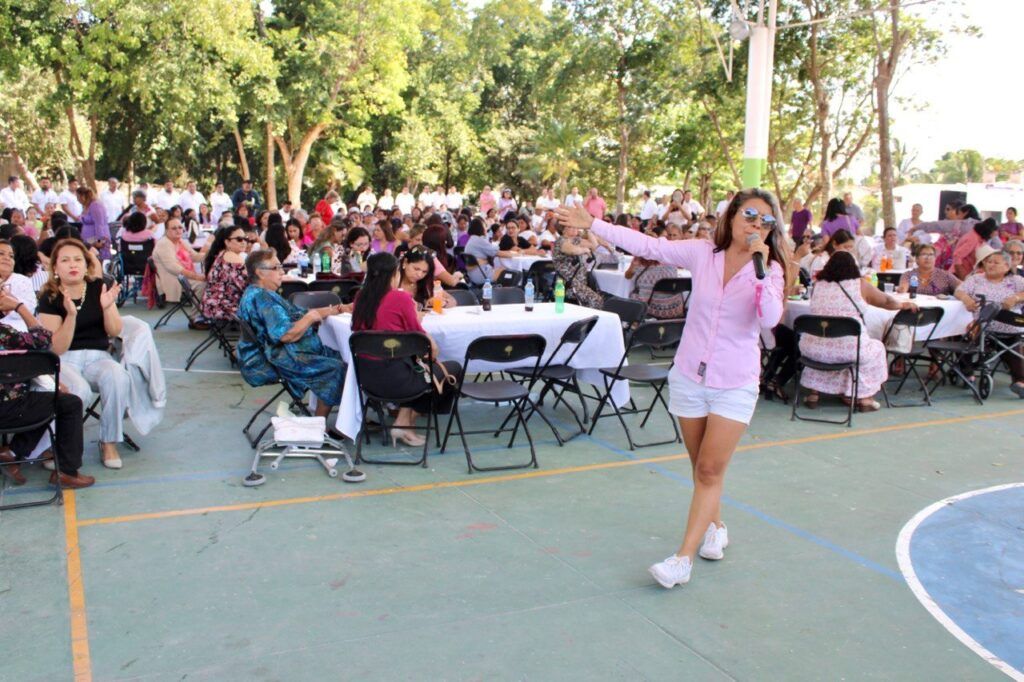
[237, 250, 350, 416]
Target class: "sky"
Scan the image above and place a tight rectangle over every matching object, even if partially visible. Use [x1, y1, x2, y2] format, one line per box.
[887, 0, 1022, 172]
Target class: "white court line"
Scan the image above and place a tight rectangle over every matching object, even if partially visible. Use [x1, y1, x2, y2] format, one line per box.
[163, 367, 239, 374]
[895, 482, 1024, 681]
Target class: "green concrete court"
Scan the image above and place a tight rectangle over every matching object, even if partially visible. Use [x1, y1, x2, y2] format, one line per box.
[1, 305, 1022, 681]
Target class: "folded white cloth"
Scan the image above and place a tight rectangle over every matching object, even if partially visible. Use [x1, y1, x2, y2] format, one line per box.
[271, 403, 326, 445]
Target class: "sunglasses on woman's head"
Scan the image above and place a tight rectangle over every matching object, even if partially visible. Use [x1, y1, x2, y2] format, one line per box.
[741, 207, 777, 227]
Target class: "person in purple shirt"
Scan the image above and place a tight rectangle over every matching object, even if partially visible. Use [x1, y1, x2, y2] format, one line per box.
[76, 186, 111, 261]
[789, 198, 812, 241]
[819, 197, 859, 238]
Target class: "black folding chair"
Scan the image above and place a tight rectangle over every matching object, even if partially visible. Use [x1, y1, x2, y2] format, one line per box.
[447, 289, 479, 307]
[881, 306, 944, 407]
[602, 296, 647, 343]
[876, 271, 902, 291]
[526, 260, 557, 302]
[505, 315, 600, 441]
[495, 270, 522, 288]
[308, 279, 360, 303]
[348, 331, 439, 467]
[587, 320, 684, 449]
[180, 275, 238, 371]
[441, 334, 555, 473]
[276, 280, 309, 300]
[236, 316, 314, 449]
[152, 259, 192, 329]
[290, 291, 342, 310]
[491, 287, 525, 305]
[0, 350, 63, 509]
[791, 315, 863, 427]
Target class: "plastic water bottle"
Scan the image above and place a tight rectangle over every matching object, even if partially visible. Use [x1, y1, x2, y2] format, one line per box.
[311, 251, 321, 275]
[524, 279, 535, 312]
[909, 273, 918, 299]
[554, 278, 565, 313]
[297, 251, 310, 275]
[481, 280, 492, 311]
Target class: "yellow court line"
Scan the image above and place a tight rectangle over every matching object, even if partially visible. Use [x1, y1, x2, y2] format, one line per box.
[63, 490, 92, 682]
[77, 407, 1024, 529]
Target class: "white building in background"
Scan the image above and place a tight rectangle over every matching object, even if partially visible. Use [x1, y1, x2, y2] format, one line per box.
[891, 182, 1024, 223]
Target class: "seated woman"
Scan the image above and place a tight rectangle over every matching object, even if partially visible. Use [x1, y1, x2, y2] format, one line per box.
[950, 218, 999, 279]
[954, 246, 1024, 398]
[263, 223, 295, 266]
[152, 218, 206, 313]
[394, 223, 425, 259]
[10, 234, 48, 292]
[398, 248, 456, 310]
[351, 253, 461, 447]
[897, 244, 961, 295]
[119, 211, 156, 244]
[553, 221, 604, 308]
[799, 251, 916, 412]
[624, 223, 686, 319]
[36, 239, 129, 469]
[201, 225, 248, 322]
[337, 226, 371, 276]
[371, 219, 399, 254]
[237, 250, 349, 417]
[0, 289, 93, 489]
[422, 224, 464, 288]
[1006, 240, 1024, 277]
[0, 240, 36, 332]
[464, 218, 508, 285]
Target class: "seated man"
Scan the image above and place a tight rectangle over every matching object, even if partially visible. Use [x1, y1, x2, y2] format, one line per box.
[0, 288, 93, 488]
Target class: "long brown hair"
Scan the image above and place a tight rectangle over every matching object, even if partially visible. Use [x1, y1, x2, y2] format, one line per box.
[715, 188, 793, 286]
[40, 238, 101, 301]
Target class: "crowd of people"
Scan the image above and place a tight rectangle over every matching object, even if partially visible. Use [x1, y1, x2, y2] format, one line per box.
[1, 170, 1023, 492]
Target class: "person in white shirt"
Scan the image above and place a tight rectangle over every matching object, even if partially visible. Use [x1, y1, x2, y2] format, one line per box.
[0, 242, 35, 333]
[536, 188, 560, 211]
[871, 227, 911, 270]
[395, 186, 415, 215]
[356, 185, 377, 210]
[896, 203, 923, 243]
[0, 176, 29, 212]
[715, 191, 735, 218]
[682, 190, 704, 219]
[417, 184, 434, 209]
[138, 182, 153, 204]
[58, 178, 83, 221]
[100, 178, 127, 225]
[152, 181, 180, 211]
[278, 200, 293, 222]
[30, 176, 60, 213]
[209, 182, 233, 223]
[563, 186, 584, 208]
[530, 206, 546, 230]
[178, 181, 206, 215]
[445, 186, 463, 211]
[377, 189, 394, 211]
[853, 227, 875, 271]
[638, 190, 658, 223]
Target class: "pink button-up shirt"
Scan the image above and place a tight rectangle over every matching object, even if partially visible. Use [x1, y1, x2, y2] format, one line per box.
[590, 219, 784, 389]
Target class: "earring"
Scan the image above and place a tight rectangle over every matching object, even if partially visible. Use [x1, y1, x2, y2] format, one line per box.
[54, 274, 59, 280]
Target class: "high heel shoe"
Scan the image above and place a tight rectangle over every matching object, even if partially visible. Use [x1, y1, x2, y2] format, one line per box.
[100, 443, 122, 469]
[390, 428, 426, 448]
[764, 380, 789, 404]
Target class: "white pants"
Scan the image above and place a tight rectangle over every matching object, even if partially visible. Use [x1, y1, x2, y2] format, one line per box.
[61, 349, 130, 443]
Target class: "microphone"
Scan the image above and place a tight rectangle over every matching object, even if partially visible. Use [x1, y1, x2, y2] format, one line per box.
[747, 234, 766, 280]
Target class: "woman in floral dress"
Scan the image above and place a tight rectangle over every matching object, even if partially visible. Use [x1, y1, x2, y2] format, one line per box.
[201, 226, 248, 321]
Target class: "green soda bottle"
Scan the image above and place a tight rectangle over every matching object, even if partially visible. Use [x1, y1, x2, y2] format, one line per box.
[320, 248, 332, 274]
[554, 277, 565, 313]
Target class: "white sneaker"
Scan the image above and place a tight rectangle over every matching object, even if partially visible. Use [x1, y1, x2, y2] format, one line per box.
[699, 523, 729, 561]
[648, 554, 692, 589]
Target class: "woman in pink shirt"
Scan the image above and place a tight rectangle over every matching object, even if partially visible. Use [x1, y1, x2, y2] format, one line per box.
[556, 188, 790, 590]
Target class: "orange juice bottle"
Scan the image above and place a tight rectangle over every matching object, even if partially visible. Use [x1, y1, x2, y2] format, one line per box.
[432, 282, 443, 314]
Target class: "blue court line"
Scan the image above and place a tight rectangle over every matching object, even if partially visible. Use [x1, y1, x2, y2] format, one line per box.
[580, 429, 904, 582]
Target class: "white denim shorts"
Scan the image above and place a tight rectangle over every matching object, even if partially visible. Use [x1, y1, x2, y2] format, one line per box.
[668, 367, 759, 425]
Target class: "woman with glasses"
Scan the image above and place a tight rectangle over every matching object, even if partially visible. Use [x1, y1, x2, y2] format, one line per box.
[152, 217, 207, 314]
[897, 244, 961, 296]
[1005, 240, 1024, 276]
[237, 250, 349, 418]
[556, 188, 790, 591]
[398, 248, 456, 310]
[201, 226, 249, 321]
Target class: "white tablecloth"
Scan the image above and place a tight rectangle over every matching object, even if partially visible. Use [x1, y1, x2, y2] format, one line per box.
[501, 255, 550, 272]
[782, 294, 972, 342]
[319, 302, 630, 439]
[592, 262, 692, 300]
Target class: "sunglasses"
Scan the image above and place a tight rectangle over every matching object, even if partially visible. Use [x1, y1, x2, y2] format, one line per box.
[741, 207, 777, 227]
[245, 237, 259, 244]
[226, 236, 247, 243]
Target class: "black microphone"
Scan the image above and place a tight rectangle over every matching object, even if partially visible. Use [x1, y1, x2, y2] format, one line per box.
[747, 234, 766, 280]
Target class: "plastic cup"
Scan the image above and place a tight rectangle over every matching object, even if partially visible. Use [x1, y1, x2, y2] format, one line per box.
[884, 283, 895, 294]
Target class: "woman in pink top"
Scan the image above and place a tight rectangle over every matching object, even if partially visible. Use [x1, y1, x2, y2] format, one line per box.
[556, 188, 790, 590]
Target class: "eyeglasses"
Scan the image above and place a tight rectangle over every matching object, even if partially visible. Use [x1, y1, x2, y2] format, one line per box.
[257, 265, 284, 272]
[741, 207, 777, 227]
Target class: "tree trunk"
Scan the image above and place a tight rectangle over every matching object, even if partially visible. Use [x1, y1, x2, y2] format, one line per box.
[82, 114, 97, 189]
[233, 124, 251, 182]
[809, 30, 831, 218]
[874, 0, 903, 230]
[3, 129, 38, 191]
[265, 122, 277, 210]
[615, 75, 628, 214]
[276, 123, 326, 208]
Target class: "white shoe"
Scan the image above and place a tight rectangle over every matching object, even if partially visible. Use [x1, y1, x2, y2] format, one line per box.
[648, 554, 692, 589]
[699, 523, 729, 561]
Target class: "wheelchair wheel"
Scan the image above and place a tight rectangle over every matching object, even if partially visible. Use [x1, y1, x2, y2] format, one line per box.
[978, 373, 992, 400]
[108, 258, 128, 307]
